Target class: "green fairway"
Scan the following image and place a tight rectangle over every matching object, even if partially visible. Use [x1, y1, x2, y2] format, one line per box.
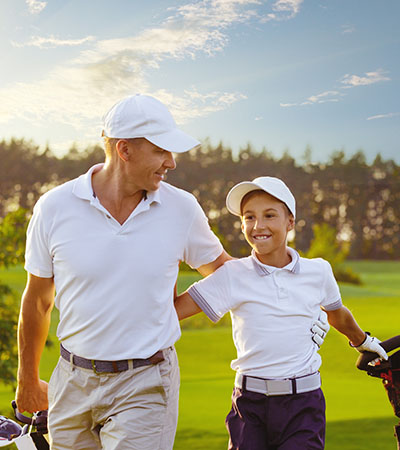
[0, 261, 399, 449]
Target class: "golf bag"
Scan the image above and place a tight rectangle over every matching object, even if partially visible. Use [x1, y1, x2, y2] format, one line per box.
[357, 335, 400, 449]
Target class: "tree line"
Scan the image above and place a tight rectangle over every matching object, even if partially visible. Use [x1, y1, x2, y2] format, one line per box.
[1, 137, 399, 260]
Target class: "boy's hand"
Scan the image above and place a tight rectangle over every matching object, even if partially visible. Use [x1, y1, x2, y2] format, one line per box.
[353, 334, 388, 360]
[311, 311, 330, 347]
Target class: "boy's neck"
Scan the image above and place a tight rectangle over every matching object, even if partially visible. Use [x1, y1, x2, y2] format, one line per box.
[254, 249, 292, 268]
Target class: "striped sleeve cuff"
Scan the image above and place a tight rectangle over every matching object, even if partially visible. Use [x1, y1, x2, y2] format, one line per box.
[324, 299, 343, 311]
[188, 285, 221, 323]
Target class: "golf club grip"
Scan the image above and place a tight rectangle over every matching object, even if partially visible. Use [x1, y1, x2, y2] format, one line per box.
[11, 400, 48, 426]
[356, 335, 400, 371]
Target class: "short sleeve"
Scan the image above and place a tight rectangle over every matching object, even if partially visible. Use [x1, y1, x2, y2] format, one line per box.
[320, 260, 342, 311]
[24, 200, 53, 278]
[183, 200, 223, 269]
[188, 265, 232, 323]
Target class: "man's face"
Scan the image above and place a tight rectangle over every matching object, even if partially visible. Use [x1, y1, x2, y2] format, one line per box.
[125, 138, 176, 191]
[241, 191, 294, 265]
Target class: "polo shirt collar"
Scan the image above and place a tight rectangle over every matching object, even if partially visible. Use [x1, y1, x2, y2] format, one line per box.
[251, 247, 300, 276]
[72, 163, 161, 205]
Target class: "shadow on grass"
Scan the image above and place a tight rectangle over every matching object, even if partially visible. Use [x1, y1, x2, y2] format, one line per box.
[174, 417, 399, 449]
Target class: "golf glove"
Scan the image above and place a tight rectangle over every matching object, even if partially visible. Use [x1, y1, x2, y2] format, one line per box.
[311, 310, 330, 347]
[353, 333, 388, 360]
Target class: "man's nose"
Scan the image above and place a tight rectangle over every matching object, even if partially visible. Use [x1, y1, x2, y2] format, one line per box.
[164, 152, 176, 170]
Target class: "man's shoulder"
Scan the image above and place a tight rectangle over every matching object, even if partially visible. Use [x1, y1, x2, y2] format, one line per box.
[36, 178, 76, 209]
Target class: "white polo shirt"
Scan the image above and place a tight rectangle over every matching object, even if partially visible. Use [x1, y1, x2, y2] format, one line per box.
[25, 164, 223, 360]
[188, 247, 342, 379]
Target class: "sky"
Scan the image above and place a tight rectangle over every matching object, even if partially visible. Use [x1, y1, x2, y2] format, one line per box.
[0, 0, 399, 163]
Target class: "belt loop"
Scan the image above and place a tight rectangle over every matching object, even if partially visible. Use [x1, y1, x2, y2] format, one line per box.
[69, 352, 74, 371]
[128, 359, 133, 370]
[242, 375, 247, 392]
[291, 378, 297, 395]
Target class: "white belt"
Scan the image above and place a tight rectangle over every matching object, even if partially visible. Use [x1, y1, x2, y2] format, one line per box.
[235, 372, 321, 396]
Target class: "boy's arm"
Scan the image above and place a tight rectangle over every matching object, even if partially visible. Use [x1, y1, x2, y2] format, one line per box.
[174, 291, 202, 320]
[325, 306, 388, 360]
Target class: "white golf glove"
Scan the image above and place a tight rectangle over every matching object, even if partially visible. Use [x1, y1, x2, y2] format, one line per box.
[353, 333, 388, 361]
[311, 310, 330, 348]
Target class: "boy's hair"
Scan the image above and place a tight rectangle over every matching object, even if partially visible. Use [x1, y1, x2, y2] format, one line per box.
[240, 190, 293, 217]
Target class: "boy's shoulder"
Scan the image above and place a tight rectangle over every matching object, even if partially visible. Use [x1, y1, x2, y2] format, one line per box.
[210, 256, 254, 275]
[298, 255, 333, 273]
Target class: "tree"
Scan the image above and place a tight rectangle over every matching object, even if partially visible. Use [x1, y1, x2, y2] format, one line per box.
[301, 223, 361, 285]
[0, 208, 29, 386]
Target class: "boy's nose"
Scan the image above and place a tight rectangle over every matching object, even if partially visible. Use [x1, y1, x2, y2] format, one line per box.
[254, 219, 267, 230]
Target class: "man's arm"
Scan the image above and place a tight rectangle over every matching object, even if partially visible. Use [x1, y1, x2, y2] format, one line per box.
[196, 250, 232, 277]
[16, 273, 55, 413]
[325, 305, 387, 359]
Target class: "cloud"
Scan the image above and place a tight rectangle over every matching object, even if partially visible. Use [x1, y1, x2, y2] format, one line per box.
[302, 90, 343, 105]
[341, 69, 390, 88]
[367, 112, 400, 121]
[1, 0, 260, 131]
[26, 0, 47, 14]
[341, 24, 355, 34]
[262, 0, 303, 21]
[280, 90, 344, 107]
[281, 68, 391, 108]
[12, 35, 96, 49]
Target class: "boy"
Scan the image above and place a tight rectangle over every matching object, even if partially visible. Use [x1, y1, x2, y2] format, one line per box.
[174, 176, 388, 450]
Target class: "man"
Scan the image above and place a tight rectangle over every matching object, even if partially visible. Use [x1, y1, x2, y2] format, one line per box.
[16, 94, 230, 450]
[16, 94, 328, 450]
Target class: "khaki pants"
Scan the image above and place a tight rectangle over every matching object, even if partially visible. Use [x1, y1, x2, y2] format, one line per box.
[47, 347, 180, 450]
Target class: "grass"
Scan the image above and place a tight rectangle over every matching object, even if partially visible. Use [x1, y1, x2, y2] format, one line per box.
[0, 261, 399, 449]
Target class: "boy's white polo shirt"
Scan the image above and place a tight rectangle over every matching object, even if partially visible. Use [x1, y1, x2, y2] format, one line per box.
[25, 164, 223, 360]
[188, 248, 342, 379]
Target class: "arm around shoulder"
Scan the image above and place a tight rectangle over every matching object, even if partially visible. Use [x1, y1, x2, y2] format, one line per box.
[196, 250, 232, 277]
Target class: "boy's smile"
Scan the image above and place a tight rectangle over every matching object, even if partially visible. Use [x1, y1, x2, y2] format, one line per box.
[241, 191, 294, 267]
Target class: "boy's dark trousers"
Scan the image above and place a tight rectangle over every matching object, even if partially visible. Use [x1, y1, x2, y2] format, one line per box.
[226, 386, 326, 450]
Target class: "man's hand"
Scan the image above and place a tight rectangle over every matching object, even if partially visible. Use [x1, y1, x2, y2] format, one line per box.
[16, 378, 49, 413]
[353, 334, 388, 361]
[311, 311, 330, 348]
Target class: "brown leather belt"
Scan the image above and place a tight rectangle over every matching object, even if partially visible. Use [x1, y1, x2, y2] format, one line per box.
[60, 344, 165, 374]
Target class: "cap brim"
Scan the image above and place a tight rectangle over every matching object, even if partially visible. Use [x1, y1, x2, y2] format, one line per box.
[145, 128, 200, 154]
[226, 182, 263, 216]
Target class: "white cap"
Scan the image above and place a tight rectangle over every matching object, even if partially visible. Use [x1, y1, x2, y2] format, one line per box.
[226, 176, 296, 218]
[102, 94, 200, 153]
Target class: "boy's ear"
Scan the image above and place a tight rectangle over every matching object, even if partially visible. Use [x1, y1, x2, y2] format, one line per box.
[241, 219, 245, 233]
[287, 215, 295, 231]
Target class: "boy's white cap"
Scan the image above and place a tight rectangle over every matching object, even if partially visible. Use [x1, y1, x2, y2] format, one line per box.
[102, 94, 200, 153]
[226, 176, 296, 218]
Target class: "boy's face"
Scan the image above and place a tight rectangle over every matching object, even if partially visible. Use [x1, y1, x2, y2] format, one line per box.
[241, 191, 294, 265]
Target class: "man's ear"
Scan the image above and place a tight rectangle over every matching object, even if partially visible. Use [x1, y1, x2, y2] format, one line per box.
[115, 139, 130, 162]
